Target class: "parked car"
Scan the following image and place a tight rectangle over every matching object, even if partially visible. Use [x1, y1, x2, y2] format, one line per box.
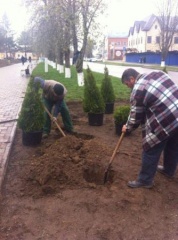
[86, 57, 102, 62]
[89, 58, 97, 62]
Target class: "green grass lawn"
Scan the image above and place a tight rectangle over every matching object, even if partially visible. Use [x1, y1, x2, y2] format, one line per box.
[32, 63, 131, 102]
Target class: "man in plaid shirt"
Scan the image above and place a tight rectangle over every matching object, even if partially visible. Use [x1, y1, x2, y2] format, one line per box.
[121, 68, 178, 188]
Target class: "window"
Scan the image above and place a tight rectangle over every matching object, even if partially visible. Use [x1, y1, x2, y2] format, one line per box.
[147, 36, 152, 43]
[174, 37, 178, 44]
[156, 36, 160, 44]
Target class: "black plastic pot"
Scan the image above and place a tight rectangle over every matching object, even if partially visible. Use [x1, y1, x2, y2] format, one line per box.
[115, 123, 131, 136]
[105, 102, 114, 114]
[22, 130, 43, 146]
[88, 113, 104, 126]
[115, 123, 123, 136]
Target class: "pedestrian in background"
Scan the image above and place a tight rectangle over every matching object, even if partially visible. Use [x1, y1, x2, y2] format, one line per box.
[21, 55, 26, 65]
[121, 68, 178, 188]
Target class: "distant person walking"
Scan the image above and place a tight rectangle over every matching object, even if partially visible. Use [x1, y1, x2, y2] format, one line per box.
[21, 56, 26, 65]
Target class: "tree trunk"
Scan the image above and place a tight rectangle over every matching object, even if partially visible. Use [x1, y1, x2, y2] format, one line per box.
[57, 50, 64, 74]
[64, 49, 71, 78]
[58, 50, 64, 66]
[64, 49, 70, 68]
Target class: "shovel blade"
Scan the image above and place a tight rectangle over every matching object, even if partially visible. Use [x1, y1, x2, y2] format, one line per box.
[104, 172, 108, 184]
[103, 166, 110, 184]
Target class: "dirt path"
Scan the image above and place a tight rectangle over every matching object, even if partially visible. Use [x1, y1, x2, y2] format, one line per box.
[0, 101, 178, 240]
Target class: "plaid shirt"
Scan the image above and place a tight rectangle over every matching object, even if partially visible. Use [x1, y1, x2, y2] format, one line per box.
[126, 71, 178, 151]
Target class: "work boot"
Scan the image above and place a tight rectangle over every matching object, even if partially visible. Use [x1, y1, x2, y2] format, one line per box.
[157, 165, 173, 178]
[61, 126, 73, 134]
[127, 180, 153, 189]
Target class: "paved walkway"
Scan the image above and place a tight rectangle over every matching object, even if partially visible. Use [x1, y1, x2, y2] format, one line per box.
[0, 62, 32, 192]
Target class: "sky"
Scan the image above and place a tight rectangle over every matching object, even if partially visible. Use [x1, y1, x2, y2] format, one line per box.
[0, 0, 157, 38]
[104, 0, 156, 35]
[0, 0, 28, 38]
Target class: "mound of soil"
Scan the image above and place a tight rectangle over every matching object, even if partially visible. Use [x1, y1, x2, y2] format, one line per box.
[25, 135, 113, 197]
[1, 101, 178, 240]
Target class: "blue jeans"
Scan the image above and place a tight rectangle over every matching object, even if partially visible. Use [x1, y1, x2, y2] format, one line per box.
[138, 130, 178, 184]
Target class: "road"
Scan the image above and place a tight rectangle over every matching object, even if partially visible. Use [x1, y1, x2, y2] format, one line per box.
[83, 62, 178, 85]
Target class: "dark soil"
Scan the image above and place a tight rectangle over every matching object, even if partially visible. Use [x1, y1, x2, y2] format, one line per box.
[1, 101, 178, 240]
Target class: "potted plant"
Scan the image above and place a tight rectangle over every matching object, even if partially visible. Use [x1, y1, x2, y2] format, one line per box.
[113, 105, 130, 136]
[101, 67, 115, 114]
[18, 76, 45, 146]
[83, 66, 105, 126]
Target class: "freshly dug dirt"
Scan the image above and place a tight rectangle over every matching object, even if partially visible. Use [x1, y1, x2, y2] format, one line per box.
[1, 101, 178, 240]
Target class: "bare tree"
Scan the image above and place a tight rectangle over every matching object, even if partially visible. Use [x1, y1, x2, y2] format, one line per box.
[25, 0, 72, 65]
[0, 14, 15, 58]
[75, 0, 105, 71]
[17, 31, 33, 57]
[156, 0, 178, 65]
[70, 0, 106, 85]
[85, 37, 96, 58]
[23, 0, 106, 82]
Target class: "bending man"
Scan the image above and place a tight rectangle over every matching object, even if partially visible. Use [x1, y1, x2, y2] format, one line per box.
[34, 76, 73, 138]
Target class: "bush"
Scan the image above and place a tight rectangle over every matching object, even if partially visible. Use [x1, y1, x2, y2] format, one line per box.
[113, 105, 130, 124]
[162, 66, 168, 74]
[18, 76, 45, 132]
[83, 66, 105, 113]
[101, 67, 115, 103]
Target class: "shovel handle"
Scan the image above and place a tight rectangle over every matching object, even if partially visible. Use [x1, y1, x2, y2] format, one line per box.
[108, 132, 125, 167]
[43, 106, 66, 137]
[104, 132, 125, 184]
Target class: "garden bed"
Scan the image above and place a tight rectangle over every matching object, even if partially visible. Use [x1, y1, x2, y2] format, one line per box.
[0, 101, 178, 240]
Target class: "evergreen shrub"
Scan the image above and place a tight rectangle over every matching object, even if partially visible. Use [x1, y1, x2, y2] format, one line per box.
[101, 67, 115, 103]
[18, 76, 45, 132]
[83, 66, 105, 113]
[114, 105, 130, 124]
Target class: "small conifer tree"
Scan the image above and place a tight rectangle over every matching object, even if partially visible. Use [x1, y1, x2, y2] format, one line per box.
[18, 76, 45, 132]
[113, 106, 130, 124]
[162, 66, 168, 74]
[101, 67, 115, 103]
[83, 66, 105, 113]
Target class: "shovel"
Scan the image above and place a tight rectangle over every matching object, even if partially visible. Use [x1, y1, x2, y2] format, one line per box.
[43, 106, 66, 137]
[104, 132, 125, 184]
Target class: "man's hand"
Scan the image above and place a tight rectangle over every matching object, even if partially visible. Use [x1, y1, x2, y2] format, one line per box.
[52, 117, 57, 122]
[122, 124, 127, 133]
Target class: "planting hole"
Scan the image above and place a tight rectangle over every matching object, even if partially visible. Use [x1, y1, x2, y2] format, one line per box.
[83, 164, 114, 185]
